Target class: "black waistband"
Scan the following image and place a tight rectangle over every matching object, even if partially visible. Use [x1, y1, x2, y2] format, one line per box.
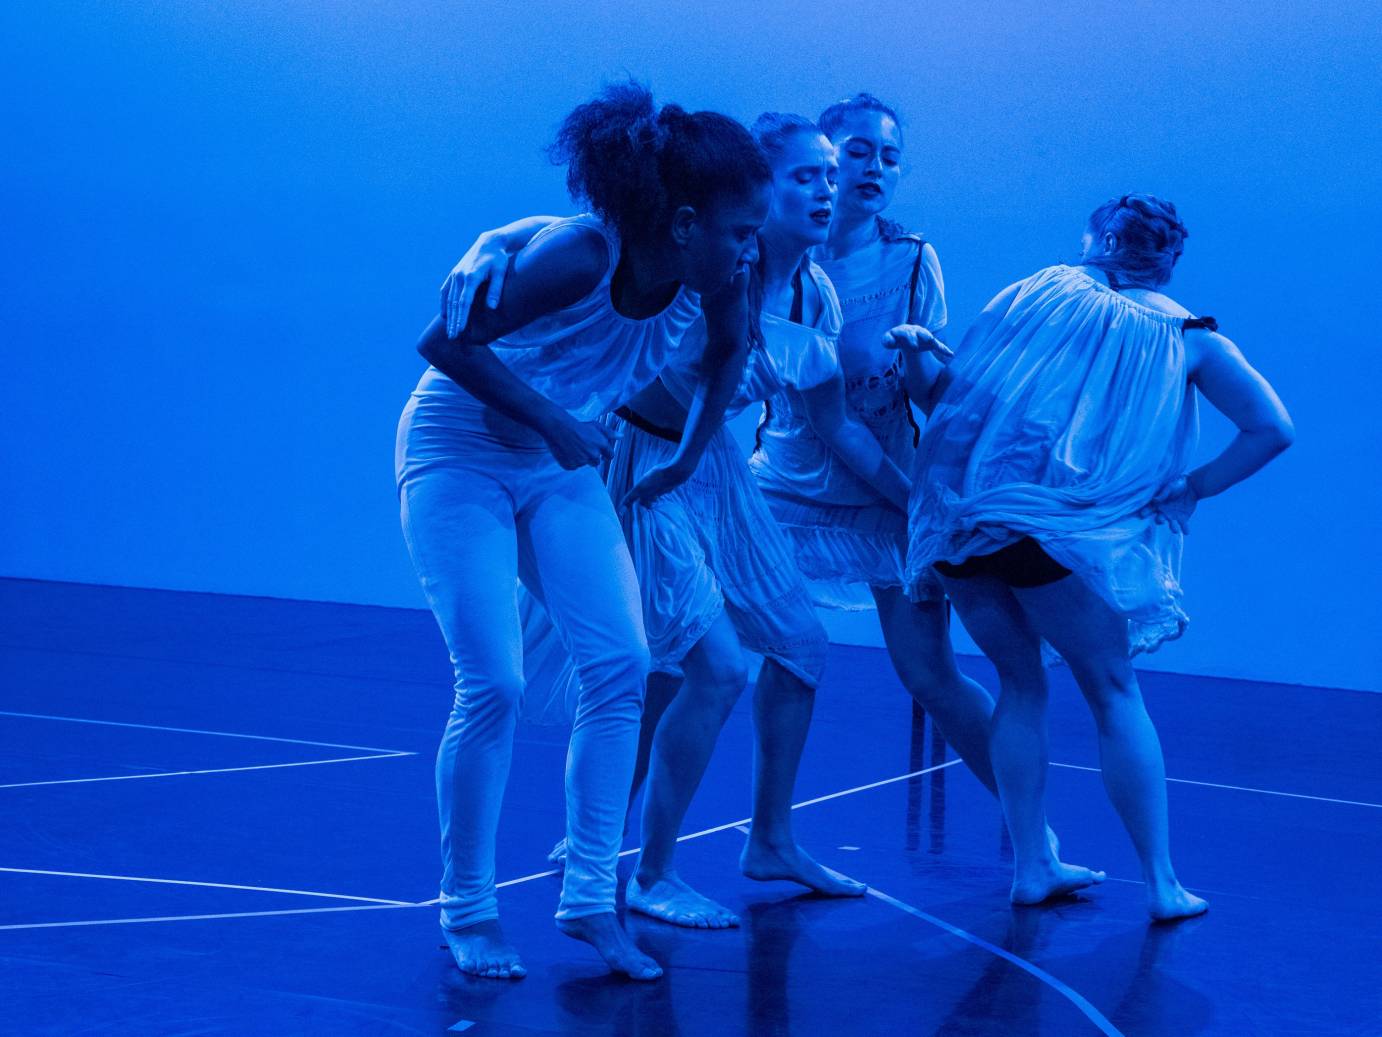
[614, 407, 682, 443]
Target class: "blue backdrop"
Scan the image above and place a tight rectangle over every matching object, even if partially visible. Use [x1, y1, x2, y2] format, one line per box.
[3, 1, 1379, 690]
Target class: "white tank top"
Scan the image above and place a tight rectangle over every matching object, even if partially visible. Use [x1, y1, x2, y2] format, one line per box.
[411, 214, 702, 425]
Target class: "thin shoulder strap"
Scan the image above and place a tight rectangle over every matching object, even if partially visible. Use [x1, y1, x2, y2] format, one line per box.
[902, 237, 929, 448]
[1182, 316, 1219, 332]
[905, 238, 928, 324]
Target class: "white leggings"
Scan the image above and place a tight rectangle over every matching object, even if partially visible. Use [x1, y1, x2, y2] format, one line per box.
[397, 416, 648, 929]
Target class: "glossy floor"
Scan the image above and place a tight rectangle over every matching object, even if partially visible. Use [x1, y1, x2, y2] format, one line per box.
[2, 579, 1378, 1035]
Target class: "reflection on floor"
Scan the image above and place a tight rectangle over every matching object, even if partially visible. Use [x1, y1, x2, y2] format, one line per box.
[2, 578, 1379, 1035]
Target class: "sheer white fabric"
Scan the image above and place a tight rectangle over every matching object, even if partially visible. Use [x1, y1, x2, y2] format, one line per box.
[907, 265, 1200, 653]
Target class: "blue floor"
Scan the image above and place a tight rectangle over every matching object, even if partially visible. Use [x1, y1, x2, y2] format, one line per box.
[2, 578, 1379, 1035]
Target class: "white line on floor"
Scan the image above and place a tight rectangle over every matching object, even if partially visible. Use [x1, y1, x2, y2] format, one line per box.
[0, 902, 420, 932]
[0, 867, 413, 905]
[727, 823, 1122, 1036]
[864, 883, 1125, 1036]
[0, 751, 415, 790]
[0, 710, 408, 754]
[0, 760, 960, 931]
[1050, 761, 1382, 810]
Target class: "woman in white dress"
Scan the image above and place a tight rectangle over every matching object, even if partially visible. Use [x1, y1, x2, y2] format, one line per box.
[906, 194, 1294, 919]
[750, 94, 1004, 814]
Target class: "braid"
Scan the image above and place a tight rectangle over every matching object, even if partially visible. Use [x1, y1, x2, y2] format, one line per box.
[1085, 193, 1189, 289]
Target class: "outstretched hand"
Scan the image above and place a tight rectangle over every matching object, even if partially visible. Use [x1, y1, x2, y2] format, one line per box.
[882, 324, 955, 360]
[440, 233, 512, 339]
[1138, 476, 1198, 534]
[620, 460, 692, 510]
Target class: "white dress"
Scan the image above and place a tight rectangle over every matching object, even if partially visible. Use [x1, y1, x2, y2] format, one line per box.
[750, 224, 947, 608]
[906, 265, 1202, 654]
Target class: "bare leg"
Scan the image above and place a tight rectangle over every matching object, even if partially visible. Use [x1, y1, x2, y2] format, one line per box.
[627, 612, 745, 928]
[632, 671, 682, 814]
[874, 586, 1059, 854]
[873, 587, 998, 792]
[740, 658, 864, 896]
[941, 574, 1105, 905]
[1013, 577, 1206, 921]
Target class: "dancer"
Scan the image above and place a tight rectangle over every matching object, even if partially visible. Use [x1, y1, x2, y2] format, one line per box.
[611, 113, 919, 928]
[749, 93, 1006, 807]
[445, 113, 920, 928]
[906, 194, 1294, 919]
[442, 96, 1008, 829]
[397, 83, 769, 979]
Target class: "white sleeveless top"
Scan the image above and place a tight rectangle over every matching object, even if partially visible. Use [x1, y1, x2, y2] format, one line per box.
[751, 230, 945, 505]
[410, 214, 702, 427]
[908, 264, 1202, 653]
[658, 260, 842, 421]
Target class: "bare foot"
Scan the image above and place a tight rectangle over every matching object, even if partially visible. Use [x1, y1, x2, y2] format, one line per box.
[556, 911, 662, 981]
[548, 838, 568, 867]
[442, 919, 527, 979]
[1148, 883, 1209, 922]
[1010, 861, 1106, 905]
[626, 873, 740, 929]
[740, 838, 866, 897]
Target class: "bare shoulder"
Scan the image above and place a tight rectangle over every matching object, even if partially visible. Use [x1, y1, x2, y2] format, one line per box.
[519, 221, 609, 273]
[1123, 287, 1192, 318]
[1185, 327, 1242, 372]
[458, 219, 611, 339]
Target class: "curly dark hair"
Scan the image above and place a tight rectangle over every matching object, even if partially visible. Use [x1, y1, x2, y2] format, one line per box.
[549, 80, 771, 245]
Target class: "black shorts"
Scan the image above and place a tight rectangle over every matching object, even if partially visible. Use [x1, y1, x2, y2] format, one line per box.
[933, 537, 1071, 589]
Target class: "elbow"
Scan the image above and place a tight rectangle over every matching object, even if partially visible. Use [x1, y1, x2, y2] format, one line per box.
[416, 317, 452, 368]
[1268, 414, 1296, 454]
[814, 418, 847, 449]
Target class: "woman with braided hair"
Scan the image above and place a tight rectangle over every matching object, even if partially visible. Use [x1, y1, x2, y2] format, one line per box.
[397, 82, 769, 979]
[905, 194, 1294, 919]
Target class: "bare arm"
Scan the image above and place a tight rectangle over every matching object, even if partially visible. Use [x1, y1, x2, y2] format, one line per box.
[441, 214, 566, 336]
[799, 370, 911, 511]
[893, 279, 1023, 413]
[888, 326, 955, 415]
[417, 224, 617, 469]
[1185, 330, 1295, 498]
[620, 268, 754, 506]
[1142, 330, 1294, 531]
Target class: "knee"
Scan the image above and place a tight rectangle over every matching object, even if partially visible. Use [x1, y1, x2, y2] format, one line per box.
[451, 669, 524, 725]
[696, 652, 749, 711]
[1071, 660, 1141, 717]
[990, 657, 1047, 696]
[896, 657, 951, 703]
[577, 640, 652, 704]
[774, 621, 830, 692]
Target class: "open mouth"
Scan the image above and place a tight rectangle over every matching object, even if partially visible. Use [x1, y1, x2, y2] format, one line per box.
[856, 182, 883, 198]
[809, 208, 833, 225]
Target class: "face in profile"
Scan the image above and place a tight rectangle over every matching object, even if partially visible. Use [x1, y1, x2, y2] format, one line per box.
[829, 109, 902, 221]
[681, 182, 771, 293]
[765, 131, 838, 246]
